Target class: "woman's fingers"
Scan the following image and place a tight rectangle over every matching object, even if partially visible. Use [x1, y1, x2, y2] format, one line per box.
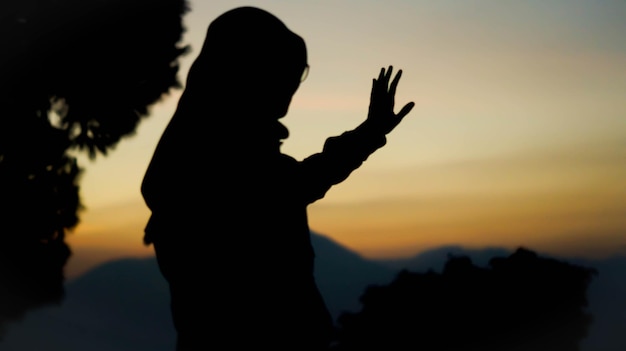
[369, 66, 413, 133]
[385, 66, 393, 83]
[370, 78, 377, 103]
[389, 69, 402, 99]
[378, 67, 385, 81]
[397, 102, 415, 120]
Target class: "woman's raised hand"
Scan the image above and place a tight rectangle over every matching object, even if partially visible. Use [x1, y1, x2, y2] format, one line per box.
[366, 66, 415, 135]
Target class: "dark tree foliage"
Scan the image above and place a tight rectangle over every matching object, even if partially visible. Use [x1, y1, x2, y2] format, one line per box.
[333, 248, 597, 351]
[0, 0, 188, 335]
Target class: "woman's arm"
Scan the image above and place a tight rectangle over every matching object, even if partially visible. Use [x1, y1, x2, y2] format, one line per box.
[298, 66, 415, 204]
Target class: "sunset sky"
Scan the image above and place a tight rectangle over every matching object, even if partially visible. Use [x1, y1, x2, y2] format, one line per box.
[66, 0, 626, 278]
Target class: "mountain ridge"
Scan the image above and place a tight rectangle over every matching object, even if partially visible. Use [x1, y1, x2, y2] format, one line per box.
[0, 232, 623, 350]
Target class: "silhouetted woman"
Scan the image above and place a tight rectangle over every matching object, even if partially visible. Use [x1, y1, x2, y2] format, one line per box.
[141, 6, 414, 350]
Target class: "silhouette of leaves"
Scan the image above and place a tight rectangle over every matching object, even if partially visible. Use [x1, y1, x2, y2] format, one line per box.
[0, 0, 188, 336]
[1, 0, 190, 158]
[334, 248, 597, 351]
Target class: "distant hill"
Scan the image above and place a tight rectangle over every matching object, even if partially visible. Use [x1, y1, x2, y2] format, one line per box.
[310, 232, 396, 320]
[0, 232, 624, 350]
[374, 245, 511, 272]
[572, 255, 626, 351]
[0, 257, 174, 351]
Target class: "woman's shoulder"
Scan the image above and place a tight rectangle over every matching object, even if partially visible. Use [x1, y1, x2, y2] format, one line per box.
[278, 153, 298, 163]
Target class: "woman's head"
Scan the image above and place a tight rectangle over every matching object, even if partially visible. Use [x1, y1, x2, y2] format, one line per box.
[186, 7, 308, 118]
